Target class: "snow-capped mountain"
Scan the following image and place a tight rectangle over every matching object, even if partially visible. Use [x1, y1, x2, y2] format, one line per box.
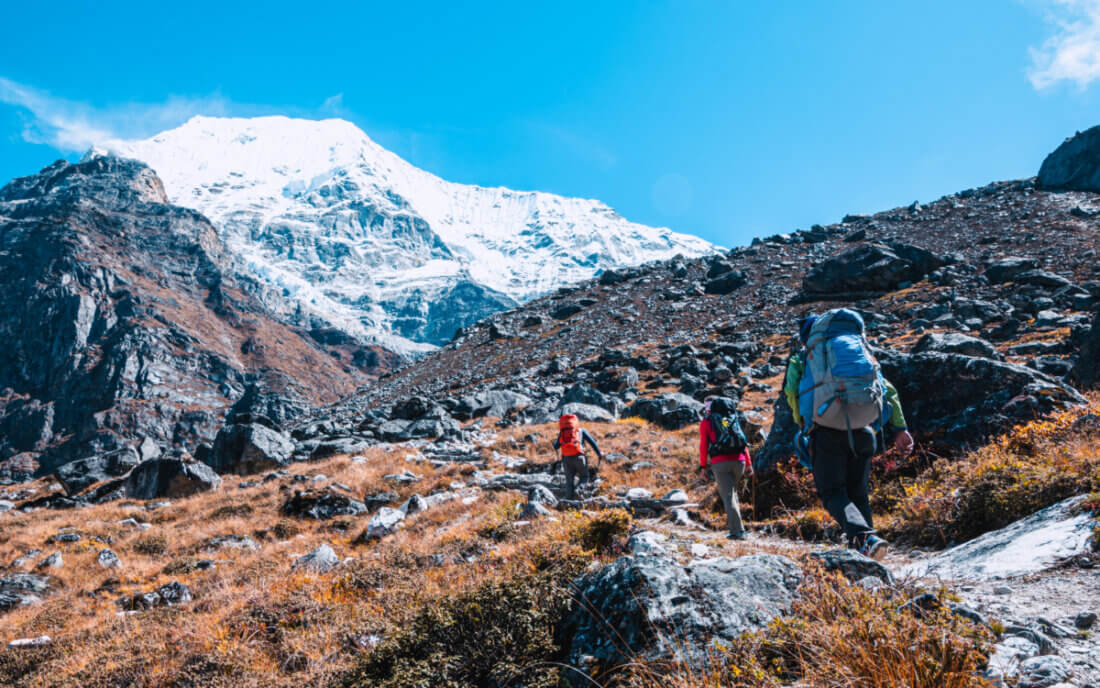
[108, 116, 717, 352]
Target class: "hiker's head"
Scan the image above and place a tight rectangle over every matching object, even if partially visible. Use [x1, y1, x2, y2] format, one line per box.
[703, 396, 716, 415]
[799, 314, 818, 344]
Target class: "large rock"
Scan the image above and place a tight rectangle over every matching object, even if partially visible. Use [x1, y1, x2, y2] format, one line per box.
[802, 242, 948, 295]
[911, 332, 1002, 360]
[902, 495, 1095, 580]
[1038, 125, 1100, 191]
[226, 379, 309, 429]
[451, 390, 532, 420]
[625, 393, 703, 430]
[125, 458, 222, 499]
[1071, 310, 1100, 389]
[0, 573, 52, 613]
[704, 269, 748, 295]
[54, 446, 141, 495]
[984, 256, 1039, 284]
[207, 423, 295, 475]
[562, 383, 621, 416]
[562, 551, 802, 671]
[281, 489, 368, 520]
[810, 549, 894, 584]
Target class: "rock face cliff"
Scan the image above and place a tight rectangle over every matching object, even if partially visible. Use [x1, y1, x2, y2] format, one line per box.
[0, 156, 384, 476]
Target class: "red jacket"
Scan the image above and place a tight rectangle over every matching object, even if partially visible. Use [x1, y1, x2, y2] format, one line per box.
[699, 418, 751, 468]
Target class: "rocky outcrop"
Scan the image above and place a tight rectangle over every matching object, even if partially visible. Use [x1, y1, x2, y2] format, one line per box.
[125, 458, 222, 499]
[54, 447, 140, 495]
[207, 423, 295, 475]
[562, 539, 802, 672]
[0, 156, 364, 479]
[1038, 125, 1100, 191]
[625, 393, 703, 430]
[1072, 310, 1100, 389]
[911, 332, 1002, 360]
[801, 242, 949, 297]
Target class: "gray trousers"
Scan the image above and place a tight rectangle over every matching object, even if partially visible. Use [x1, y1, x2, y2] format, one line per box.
[711, 461, 746, 535]
[563, 455, 589, 500]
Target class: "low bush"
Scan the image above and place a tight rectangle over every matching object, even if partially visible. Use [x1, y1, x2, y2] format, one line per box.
[131, 533, 169, 556]
[337, 573, 573, 688]
[883, 407, 1100, 546]
[569, 508, 632, 554]
[623, 572, 993, 688]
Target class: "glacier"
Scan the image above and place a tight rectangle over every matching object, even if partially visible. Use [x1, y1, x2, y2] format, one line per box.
[108, 115, 717, 354]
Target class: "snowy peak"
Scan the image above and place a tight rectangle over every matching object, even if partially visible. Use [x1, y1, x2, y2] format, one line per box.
[109, 116, 717, 351]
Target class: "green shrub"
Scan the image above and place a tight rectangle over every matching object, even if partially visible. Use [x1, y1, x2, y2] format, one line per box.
[337, 573, 572, 688]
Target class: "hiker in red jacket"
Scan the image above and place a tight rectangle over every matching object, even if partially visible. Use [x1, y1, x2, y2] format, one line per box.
[698, 396, 752, 540]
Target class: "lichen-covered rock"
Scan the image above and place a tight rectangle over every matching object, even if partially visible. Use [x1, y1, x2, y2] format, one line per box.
[562, 552, 802, 670]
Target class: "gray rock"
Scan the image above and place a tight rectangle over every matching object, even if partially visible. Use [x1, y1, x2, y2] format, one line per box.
[810, 548, 894, 584]
[0, 573, 51, 612]
[293, 544, 340, 573]
[125, 458, 222, 499]
[54, 446, 141, 495]
[1039, 124, 1100, 191]
[399, 494, 428, 516]
[281, 489, 367, 520]
[705, 269, 748, 295]
[985, 256, 1039, 283]
[911, 332, 1002, 360]
[802, 242, 947, 295]
[8, 635, 51, 648]
[625, 393, 704, 430]
[0, 499, 14, 512]
[563, 552, 802, 668]
[625, 530, 668, 556]
[97, 549, 121, 569]
[528, 484, 559, 508]
[203, 534, 260, 551]
[1072, 310, 1100, 389]
[1017, 655, 1073, 688]
[157, 581, 192, 605]
[554, 402, 615, 423]
[35, 553, 63, 570]
[452, 390, 532, 420]
[1075, 611, 1097, 630]
[207, 423, 295, 475]
[365, 507, 405, 539]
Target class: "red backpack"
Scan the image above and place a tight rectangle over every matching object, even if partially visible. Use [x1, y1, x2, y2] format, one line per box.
[558, 414, 582, 456]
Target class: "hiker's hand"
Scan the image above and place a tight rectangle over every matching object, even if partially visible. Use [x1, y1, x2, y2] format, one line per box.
[894, 430, 914, 458]
[698, 466, 711, 481]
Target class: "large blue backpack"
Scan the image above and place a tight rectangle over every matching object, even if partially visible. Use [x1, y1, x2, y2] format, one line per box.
[797, 309, 886, 434]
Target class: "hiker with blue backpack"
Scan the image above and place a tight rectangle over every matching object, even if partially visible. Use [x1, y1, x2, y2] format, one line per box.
[783, 309, 914, 560]
[698, 396, 752, 540]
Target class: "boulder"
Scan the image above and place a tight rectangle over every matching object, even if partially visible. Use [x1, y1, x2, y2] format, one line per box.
[1038, 125, 1100, 191]
[985, 256, 1039, 283]
[390, 396, 446, 421]
[562, 383, 621, 416]
[809, 549, 894, 584]
[281, 489, 368, 520]
[704, 269, 748, 295]
[226, 379, 308, 429]
[562, 552, 802, 669]
[802, 242, 948, 295]
[625, 393, 703, 430]
[0, 573, 52, 613]
[595, 367, 639, 394]
[551, 303, 584, 320]
[555, 403, 615, 423]
[293, 544, 340, 573]
[207, 423, 295, 475]
[364, 507, 405, 540]
[1016, 655, 1072, 688]
[54, 446, 141, 495]
[451, 390, 532, 420]
[1071, 310, 1100, 389]
[911, 332, 1002, 360]
[125, 458, 222, 499]
[97, 549, 121, 569]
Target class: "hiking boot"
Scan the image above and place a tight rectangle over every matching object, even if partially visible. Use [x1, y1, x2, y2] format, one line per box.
[728, 531, 748, 541]
[856, 534, 889, 561]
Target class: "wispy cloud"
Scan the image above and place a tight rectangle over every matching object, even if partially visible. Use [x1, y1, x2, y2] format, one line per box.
[0, 76, 246, 150]
[1028, 0, 1100, 89]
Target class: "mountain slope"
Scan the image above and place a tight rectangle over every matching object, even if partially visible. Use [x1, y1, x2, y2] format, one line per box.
[0, 156, 387, 476]
[109, 116, 717, 350]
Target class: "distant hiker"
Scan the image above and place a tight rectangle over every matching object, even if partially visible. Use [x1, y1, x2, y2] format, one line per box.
[699, 396, 752, 540]
[784, 309, 914, 560]
[554, 414, 603, 500]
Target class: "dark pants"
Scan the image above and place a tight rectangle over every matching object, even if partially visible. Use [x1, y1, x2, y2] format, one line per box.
[563, 454, 589, 500]
[811, 427, 876, 541]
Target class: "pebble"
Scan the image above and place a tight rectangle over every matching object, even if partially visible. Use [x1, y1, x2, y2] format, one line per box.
[993, 585, 1013, 595]
[97, 549, 121, 569]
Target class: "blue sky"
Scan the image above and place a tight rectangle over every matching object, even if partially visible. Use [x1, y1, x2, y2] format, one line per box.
[3, 1, 1100, 247]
